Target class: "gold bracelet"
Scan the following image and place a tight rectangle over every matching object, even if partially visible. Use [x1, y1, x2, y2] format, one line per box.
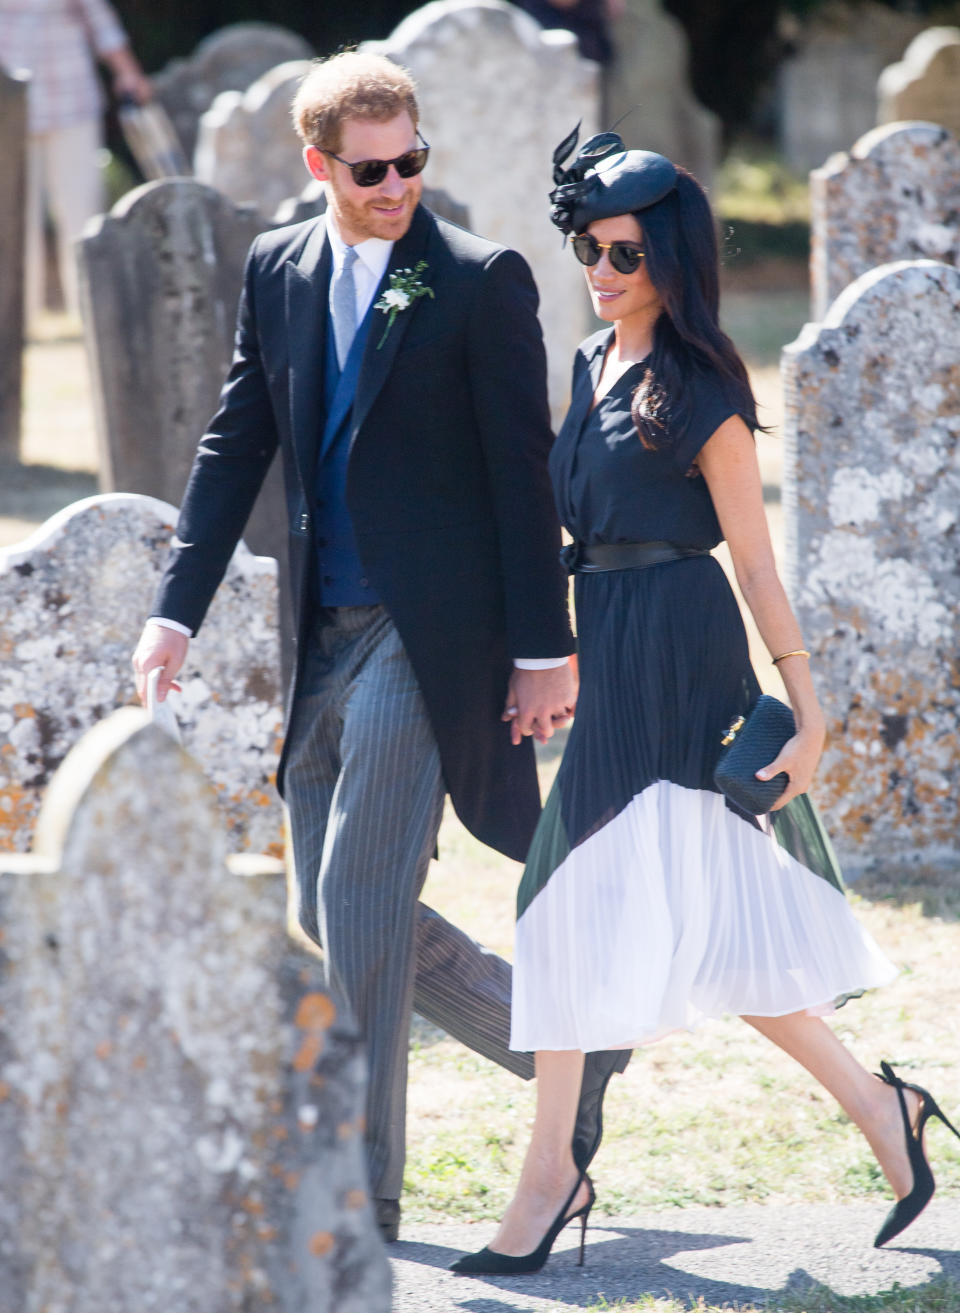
[772, 648, 810, 665]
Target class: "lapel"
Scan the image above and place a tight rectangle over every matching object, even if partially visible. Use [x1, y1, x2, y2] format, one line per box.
[564, 329, 613, 441]
[351, 205, 433, 443]
[550, 330, 614, 524]
[284, 215, 332, 490]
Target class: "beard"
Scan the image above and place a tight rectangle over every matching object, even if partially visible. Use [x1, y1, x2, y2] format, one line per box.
[328, 178, 421, 244]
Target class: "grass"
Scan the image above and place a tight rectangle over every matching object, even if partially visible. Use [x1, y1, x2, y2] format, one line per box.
[714, 145, 811, 270]
[580, 1282, 960, 1312]
[406, 850, 960, 1224]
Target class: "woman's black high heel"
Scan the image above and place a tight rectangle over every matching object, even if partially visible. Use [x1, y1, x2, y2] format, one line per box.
[449, 1172, 595, 1275]
[873, 1059, 960, 1248]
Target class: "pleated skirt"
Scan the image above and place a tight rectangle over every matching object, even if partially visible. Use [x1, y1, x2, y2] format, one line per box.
[510, 556, 897, 1053]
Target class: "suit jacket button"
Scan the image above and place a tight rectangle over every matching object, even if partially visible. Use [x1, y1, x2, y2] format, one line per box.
[299, 512, 309, 531]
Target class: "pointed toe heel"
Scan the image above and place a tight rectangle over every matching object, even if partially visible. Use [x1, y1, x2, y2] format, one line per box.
[450, 1173, 595, 1276]
[873, 1059, 960, 1249]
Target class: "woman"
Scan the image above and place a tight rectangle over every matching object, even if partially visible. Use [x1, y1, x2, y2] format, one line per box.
[451, 133, 958, 1275]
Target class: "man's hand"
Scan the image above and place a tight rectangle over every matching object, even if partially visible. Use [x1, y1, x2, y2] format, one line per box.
[502, 661, 577, 746]
[132, 622, 188, 706]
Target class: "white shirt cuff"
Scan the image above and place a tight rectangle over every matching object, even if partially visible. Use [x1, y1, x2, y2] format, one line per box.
[513, 656, 569, 670]
[148, 617, 193, 638]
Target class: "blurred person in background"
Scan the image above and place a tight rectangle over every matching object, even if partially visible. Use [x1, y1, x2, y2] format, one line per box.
[512, 0, 624, 65]
[0, 0, 151, 328]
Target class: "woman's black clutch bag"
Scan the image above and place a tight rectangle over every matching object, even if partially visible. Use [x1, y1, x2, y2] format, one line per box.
[713, 694, 796, 814]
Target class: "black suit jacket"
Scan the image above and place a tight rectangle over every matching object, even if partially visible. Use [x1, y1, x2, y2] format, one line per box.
[153, 204, 574, 861]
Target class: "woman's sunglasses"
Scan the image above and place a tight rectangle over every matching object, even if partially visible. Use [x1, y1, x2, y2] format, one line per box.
[572, 233, 646, 275]
[323, 131, 430, 188]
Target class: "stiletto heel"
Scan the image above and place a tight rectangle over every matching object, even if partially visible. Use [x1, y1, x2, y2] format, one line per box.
[450, 1172, 595, 1275]
[873, 1059, 960, 1248]
[577, 1205, 589, 1266]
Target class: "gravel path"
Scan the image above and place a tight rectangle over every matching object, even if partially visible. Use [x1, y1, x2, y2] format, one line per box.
[390, 1200, 959, 1311]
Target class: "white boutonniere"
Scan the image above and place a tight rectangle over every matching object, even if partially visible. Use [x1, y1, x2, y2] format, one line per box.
[374, 260, 434, 348]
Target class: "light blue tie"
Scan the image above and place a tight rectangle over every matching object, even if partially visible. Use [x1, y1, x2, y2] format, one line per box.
[332, 246, 359, 369]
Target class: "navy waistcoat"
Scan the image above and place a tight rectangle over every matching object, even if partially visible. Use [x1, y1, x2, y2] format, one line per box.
[313, 298, 380, 607]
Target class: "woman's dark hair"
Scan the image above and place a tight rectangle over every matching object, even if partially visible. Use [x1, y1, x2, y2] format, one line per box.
[627, 167, 764, 449]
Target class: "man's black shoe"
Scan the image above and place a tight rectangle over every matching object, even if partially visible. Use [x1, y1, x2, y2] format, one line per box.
[374, 1196, 401, 1243]
[573, 1049, 631, 1171]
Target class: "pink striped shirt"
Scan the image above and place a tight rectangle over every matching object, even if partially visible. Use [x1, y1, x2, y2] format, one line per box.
[0, 0, 127, 133]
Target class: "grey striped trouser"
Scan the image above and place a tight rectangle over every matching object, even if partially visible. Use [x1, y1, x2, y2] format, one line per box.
[284, 606, 533, 1201]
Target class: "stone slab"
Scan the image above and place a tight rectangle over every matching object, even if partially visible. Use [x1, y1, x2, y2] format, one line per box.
[810, 120, 960, 319]
[777, 2, 926, 172]
[76, 177, 291, 669]
[153, 22, 314, 165]
[365, 0, 600, 421]
[0, 493, 283, 857]
[0, 710, 389, 1311]
[782, 260, 960, 878]
[879, 26, 960, 141]
[195, 60, 312, 216]
[603, 0, 720, 190]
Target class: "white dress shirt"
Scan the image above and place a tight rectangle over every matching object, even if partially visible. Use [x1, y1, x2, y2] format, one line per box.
[150, 212, 566, 670]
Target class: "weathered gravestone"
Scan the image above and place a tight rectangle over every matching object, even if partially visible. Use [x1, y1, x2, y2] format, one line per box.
[274, 176, 470, 230]
[810, 120, 960, 320]
[0, 710, 390, 1312]
[0, 67, 29, 463]
[153, 22, 314, 165]
[0, 494, 283, 857]
[777, 1, 925, 172]
[878, 26, 960, 141]
[602, 0, 719, 190]
[364, 0, 600, 419]
[195, 60, 312, 216]
[77, 178, 291, 664]
[782, 260, 960, 879]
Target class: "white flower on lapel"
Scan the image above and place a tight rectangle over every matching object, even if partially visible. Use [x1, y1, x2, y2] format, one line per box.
[374, 260, 434, 349]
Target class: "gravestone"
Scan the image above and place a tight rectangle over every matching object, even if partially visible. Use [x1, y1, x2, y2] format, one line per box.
[0, 710, 390, 1311]
[364, 0, 600, 419]
[810, 121, 960, 319]
[274, 177, 470, 230]
[0, 67, 29, 462]
[878, 26, 960, 141]
[778, 2, 925, 172]
[77, 178, 291, 665]
[602, 0, 720, 190]
[195, 60, 312, 215]
[0, 494, 283, 857]
[782, 260, 960, 879]
[153, 23, 314, 165]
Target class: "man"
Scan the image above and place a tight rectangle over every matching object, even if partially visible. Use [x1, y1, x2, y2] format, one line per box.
[0, 0, 151, 326]
[133, 51, 627, 1242]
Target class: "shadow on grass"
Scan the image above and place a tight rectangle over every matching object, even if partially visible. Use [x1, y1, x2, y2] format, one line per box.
[0, 461, 98, 528]
[393, 1223, 960, 1310]
[857, 872, 960, 924]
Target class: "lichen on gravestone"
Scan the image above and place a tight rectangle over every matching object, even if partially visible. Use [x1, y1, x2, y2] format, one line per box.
[0, 494, 283, 857]
[782, 259, 960, 878]
[0, 709, 389, 1311]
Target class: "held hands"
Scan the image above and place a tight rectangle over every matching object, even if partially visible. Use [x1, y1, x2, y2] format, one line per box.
[502, 660, 578, 746]
[756, 719, 826, 811]
[131, 621, 188, 706]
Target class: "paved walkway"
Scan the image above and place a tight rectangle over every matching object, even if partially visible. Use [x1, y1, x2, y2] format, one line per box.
[390, 1200, 959, 1311]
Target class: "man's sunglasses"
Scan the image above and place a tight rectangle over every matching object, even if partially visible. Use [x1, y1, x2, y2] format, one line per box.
[323, 131, 430, 187]
[572, 233, 646, 275]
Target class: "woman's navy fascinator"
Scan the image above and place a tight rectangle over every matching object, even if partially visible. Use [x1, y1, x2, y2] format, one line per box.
[549, 123, 678, 236]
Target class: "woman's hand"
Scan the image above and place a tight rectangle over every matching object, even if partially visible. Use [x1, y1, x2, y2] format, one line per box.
[757, 720, 826, 811]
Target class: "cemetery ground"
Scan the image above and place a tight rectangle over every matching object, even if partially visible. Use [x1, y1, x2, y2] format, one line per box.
[4, 277, 959, 1312]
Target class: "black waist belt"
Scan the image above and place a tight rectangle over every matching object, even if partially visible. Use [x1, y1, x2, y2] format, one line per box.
[561, 540, 711, 573]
